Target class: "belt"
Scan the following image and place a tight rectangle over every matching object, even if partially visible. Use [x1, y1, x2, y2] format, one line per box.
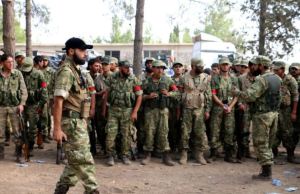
[62, 109, 81, 119]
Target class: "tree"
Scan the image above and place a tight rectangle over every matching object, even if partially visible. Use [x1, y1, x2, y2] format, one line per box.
[182, 28, 192, 43]
[242, 0, 300, 57]
[1, 0, 15, 56]
[133, 0, 145, 77]
[169, 25, 180, 43]
[25, 0, 31, 56]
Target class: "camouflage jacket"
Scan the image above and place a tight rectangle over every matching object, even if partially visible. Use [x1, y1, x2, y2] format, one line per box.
[41, 66, 56, 99]
[280, 74, 298, 107]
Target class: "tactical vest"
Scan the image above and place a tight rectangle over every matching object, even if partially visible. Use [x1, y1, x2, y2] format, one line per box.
[108, 72, 136, 108]
[144, 76, 170, 109]
[182, 73, 209, 109]
[0, 70, 22, 106]
[253, 73, 281, 113]
[23, 69, 43, 105]
[60, 62, 89, 113]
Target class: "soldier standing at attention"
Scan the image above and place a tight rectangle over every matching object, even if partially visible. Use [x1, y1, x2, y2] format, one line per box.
[210, 57, 239, 163]
[272, 61, 299, 164]
[141, 60, 179, 166]
[109, 57, 119, 73]
[179, 58, 211, 165]
[232, 56, 281, 180]
[105, 60, 142, 166]
[20, 58, 48, 152]
[53, 37, 99, 194]
[0, 54, 28, 163]
[14, 51, 25, 69]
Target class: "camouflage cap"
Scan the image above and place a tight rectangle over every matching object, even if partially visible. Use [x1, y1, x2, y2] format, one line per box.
[42, 55, 48, 60]
[240, 59, 249, 67]
[15, 51, 25, 58]
[290, 62, 300, 70]
[101, 56, 110, 65]
[152, 60, 167, 69]
[145, 57, 155, 62]
[191, 57, 204, 67]
[219, 57, 231, 65]
[109, 57, 118, 65]
[119, 60, 132, 68]
[254, 55, 271, 67]
[172, 61, 183, 67]
[233, 58, 242, 66]
[20, 57, 33, 72]
[249, 56, 257, 65]
[272, 61, 286, 70]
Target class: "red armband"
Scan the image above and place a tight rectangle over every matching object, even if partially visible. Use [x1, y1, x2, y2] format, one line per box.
[212, 89, 217, 95]
[169, 84, 178, 91]
[41, 82, 47, 88]
[88, 86, 96, 92]
[133, 85, 142, 92]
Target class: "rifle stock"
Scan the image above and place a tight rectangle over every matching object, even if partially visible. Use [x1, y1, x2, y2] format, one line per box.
[19, 113, 30, 162]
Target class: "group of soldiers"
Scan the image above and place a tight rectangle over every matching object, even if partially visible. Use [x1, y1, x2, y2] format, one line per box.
[0, 37, 300, 194]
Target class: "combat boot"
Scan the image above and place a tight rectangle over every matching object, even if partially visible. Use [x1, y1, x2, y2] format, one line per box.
[287, 148, 300, 164]
[16, 145, 25, 164]
[106, 155, 115, 166]
[0, 144, 4, 159]
[90, 189, 100, 194]
[236, 145, 244, 163]
[209, 148, 217, 161]
[272, 147, 278, 158]
[224, 147, 236, 163]
[194, 150, 207, 165]
[162, 152, 175, 166]
[252, 165, 272, 180]
[179, 149, 188, 165]
[122, 155, 131, 165]
[141, 151, 151, 165]
[54, 184, 69, 194]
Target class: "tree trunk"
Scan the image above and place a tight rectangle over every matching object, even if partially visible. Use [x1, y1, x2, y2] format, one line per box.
[25, 0, 32, 57]
[133, 0, 145, 78]
[2, 0, 15, 56]
[258, 0, 267, 55]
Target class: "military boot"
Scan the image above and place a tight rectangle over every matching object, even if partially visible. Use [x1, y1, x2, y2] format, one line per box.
[16, 145, 25, 164]
[90, 189, 100, 194]
[0, 144, 4, 159]
[272, 147, 278, 158]
[122, 155, 131, 165]
[209, 148, 217, 161]
[179, 149, 188, 165]
[236, 145, 244, 163]
[287, 148, 300, 164]
[252, 165, 272, 180]
[54, 184, 69, 194]
[106, 155, 115, 166]
[4, 128, 10, 146]
[141, 151, 151, 165]
[224, 146, 236, 163]
[162, 152, 175, 166]
[194, 150, 207, 165]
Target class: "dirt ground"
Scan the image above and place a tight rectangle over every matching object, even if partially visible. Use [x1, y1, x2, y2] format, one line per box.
[0, 142, 299, 194]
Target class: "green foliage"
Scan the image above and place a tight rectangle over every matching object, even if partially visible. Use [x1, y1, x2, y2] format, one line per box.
[109, 15, 133, 43]
[169, 25, 180, 43]
[182, 28, 192, 43]
[241, 0, 300, 57]
[143, 25, 153, 43]
[0, 6, 25, 43]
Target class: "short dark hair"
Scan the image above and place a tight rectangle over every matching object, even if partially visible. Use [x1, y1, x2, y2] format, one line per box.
[88, 58, 101, 67]
[34, 55, 43, 65]
[1, 53, 13, 62]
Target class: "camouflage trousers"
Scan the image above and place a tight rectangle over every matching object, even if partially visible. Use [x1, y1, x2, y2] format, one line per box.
[24, 105, 40, 147]
[0, 106, 22, 145]
[210, 106, 235, 149]
[180, 107, 208, 152]
[39, 102, 51, 136]
[56, 117, 98, 193]
[252, 111, 278, 166]
[105, 107, 132, 156]
[273, 107, 294, 149]
[143, 108, 170, 152]
[168, 106, 181, 151]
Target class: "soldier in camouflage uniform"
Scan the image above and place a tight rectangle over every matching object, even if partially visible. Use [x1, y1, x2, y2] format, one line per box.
[141, 60, 179, 166]
[0, 54, 28, 163]
[236, 59, 256, 161]
[274, 61, 300, 164]
[39, 56, 56, 142]
[169, 61, 184, 152]
[20, 57, 48, 152]
[109, 57, 119, 73]
[104, 60, 142, 166]
[210, 57, 239, 163]
[233, 56, 281, 180]
[53, 37, 99, 194]
[14, 51, 25, 69]
[179, 58, 211, 165]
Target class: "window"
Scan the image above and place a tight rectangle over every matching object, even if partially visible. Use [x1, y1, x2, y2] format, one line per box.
[105, 50, 120, 60]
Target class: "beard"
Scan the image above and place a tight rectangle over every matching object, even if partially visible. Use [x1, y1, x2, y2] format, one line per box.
[73, 53, 86, 65]
[145, 66, 152, 73]
[252, 68, 262, 76]
[195, 68, 203, 75]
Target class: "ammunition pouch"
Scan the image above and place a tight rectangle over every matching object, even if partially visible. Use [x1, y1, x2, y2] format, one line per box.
[80, 98, 91, 119]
